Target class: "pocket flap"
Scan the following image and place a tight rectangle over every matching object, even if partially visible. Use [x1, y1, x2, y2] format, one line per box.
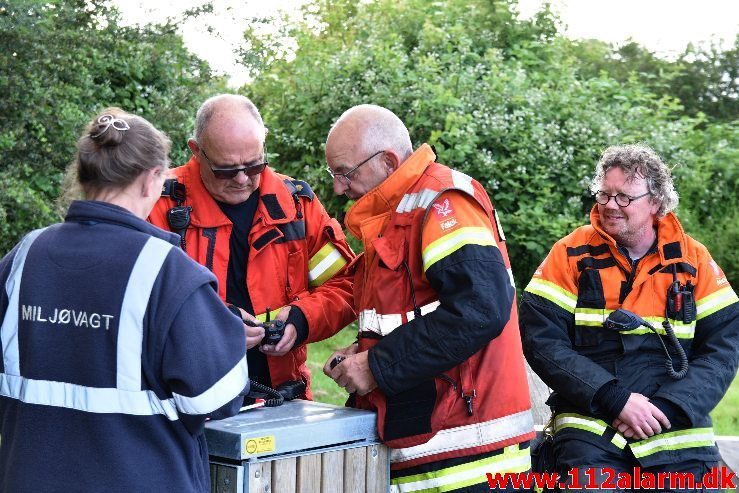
[372, 236, 406, 271]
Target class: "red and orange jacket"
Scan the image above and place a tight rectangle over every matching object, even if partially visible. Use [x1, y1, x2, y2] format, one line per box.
[149, 157, 357, 396]
[520, 206, 739, 466]
[345, 144, 534, 470]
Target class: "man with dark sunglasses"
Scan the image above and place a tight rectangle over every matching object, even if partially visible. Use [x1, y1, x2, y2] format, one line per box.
[149, 94, 356, 399]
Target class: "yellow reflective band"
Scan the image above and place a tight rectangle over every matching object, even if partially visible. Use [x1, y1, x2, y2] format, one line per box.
[574, 308, 612, 326]
[308, 242, 347, 287]
[255, 307, 285, 323]
[525, 278, 577, 313]
[390, 444, 530, 493]
[555, 413, 629, 450]
[611, 433, 627, 450]
[623, 317, 695, 339]
[696, 286, 739, 320]
[630, 428, 715, 458]
[422, 226, 496, 271]
[573, 309, 695, 339]
[554, 413, 607, 435]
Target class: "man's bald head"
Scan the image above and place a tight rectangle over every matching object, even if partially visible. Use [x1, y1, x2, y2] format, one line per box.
[194, 94, 266, 143]
[188, 94, 267, 205]
[326, 105, 412, 162]
[325, 105, 414, 199]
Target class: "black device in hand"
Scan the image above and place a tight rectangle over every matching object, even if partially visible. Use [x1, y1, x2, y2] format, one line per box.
[261, 319, 285, 346]
[329, 355, 346, 370]
[243, 308, 286, 346]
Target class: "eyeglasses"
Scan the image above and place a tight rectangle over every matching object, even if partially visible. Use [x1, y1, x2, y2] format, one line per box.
[325, 150, 384, 186]
[594, 190, 651, 207]
[199, 145, 268, 179]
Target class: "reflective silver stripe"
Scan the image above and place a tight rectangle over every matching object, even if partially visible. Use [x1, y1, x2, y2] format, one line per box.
[307, 243, 346, 287]
[696, 286, 739, 320]
[359, 301, 440, 336]
[494, 209, 507, 242]
[173, 356, 249, 415]
[2, 232, 179, 420]
[574, 308, 696, 339]
[117, 237, 173, 391]
[405, 301, 441, 322]
[611, 433, 628, 449]
[555, 413, 607, 435]
[389, 409, 534, 463]
[524, 278, 577, 313]
[0, 372, 179, 420]
[395, 189, 438, 214]
[1, 228, 48, 375]
[358, 310, 402, 336]
[451, 169, 475, 196]
[630, 428, 715, 458]
[390, 445, 531, 492]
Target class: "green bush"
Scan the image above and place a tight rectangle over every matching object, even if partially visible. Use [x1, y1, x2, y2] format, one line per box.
[0, 0, 223, 255]
[241, 0, 738, 288]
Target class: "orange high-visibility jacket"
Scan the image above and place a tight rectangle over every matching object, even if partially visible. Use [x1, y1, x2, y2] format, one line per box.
[520, 206, 739, 467]
[149, 158, 357, 396]
[345, 144, 534, 470]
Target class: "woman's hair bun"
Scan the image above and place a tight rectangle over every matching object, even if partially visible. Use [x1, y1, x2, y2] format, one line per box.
[89, 113, 131, 146]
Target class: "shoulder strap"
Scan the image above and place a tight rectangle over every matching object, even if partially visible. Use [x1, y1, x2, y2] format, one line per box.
[284, 179, 314, 201]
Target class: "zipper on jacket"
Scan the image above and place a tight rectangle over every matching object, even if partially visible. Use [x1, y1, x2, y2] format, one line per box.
[437, 373, 457, 391]
[459, 360, 476, 416]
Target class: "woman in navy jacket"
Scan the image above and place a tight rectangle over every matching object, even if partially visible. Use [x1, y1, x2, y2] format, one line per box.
[0, 108, 249, 492]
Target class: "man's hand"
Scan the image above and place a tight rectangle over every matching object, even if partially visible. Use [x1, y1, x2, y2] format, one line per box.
[614, 393, 671, 440]
[323, 343, 359, 377]
[236, 307, 264, 349]
[261, 306, 296, 357]
[611, 418, 639, 439]
[325, 347, 377, 396]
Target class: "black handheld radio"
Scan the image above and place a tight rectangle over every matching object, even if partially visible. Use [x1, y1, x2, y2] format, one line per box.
[161, 179, 191, 250]
[604, 308, 688, 379]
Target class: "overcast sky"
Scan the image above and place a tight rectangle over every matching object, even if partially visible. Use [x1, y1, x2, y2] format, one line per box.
[113, 0, 739, 87]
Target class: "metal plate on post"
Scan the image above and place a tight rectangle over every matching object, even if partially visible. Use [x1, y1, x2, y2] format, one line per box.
[210, 461, 243, 493]
[205, 400, 379, 461]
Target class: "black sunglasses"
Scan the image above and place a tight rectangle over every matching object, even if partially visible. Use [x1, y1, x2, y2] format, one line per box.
[200, 145, 268, 179]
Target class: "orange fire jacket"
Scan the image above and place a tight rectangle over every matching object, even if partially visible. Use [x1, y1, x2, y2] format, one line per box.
[149, 158, 357, 396]
[346, 145, 534, 469]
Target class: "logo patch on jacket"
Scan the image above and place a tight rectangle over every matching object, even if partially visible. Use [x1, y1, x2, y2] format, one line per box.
[440, 218, 458, 231]
[432, 198, 454, 218]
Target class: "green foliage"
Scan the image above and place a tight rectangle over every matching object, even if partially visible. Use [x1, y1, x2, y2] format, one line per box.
[712, 374, 739, 436]
[571, 35, 739, 123]
[0, 0, 222, 255]
[672, 36, 739, 122]
[307, 325, 356, 405]
[671, 120, 739, 277]
[240, 0, 738, 288]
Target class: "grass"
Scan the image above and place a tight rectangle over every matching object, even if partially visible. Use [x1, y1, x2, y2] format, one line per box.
[308, 327, 739, 435]
[712, 374, 739, 436]
[307, 325, 356, 405]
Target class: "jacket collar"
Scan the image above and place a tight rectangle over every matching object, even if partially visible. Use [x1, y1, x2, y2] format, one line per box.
[176, 157, 296, 228]
[345, 144, 436, 239]
[590, 205, 688, 265]
[66, 200, 181, 246]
